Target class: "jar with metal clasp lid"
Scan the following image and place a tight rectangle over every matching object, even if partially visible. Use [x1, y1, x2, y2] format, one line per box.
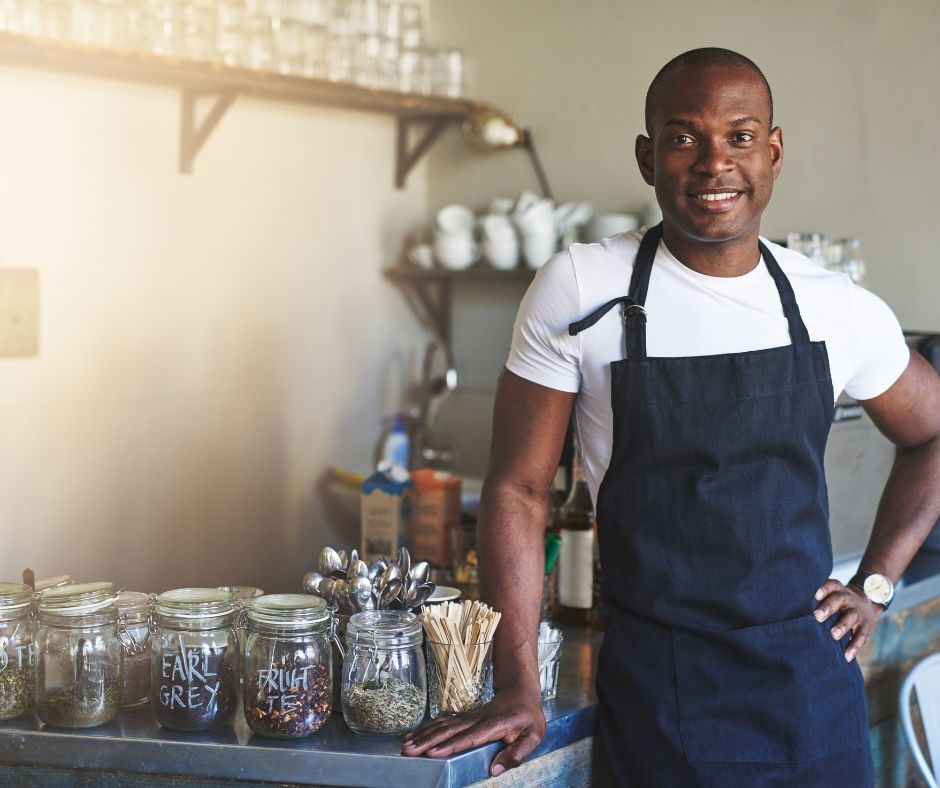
[151, 587, 238, 731]
[242, 594, 333, 738]
[115, 591, 155, 708]
[0, 582, 38, 720]
[36, 581, 123, 728]
[341, 611, 426, 735]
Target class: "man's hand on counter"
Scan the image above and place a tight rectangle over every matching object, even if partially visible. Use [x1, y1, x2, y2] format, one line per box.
[401, 685, 546, 777]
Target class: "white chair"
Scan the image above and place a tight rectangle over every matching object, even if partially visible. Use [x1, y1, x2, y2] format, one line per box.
[900, 653, 940, 788]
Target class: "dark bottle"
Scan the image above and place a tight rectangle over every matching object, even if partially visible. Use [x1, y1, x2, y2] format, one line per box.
[540, 467, 567, 623]
[557, 442, 595, 626]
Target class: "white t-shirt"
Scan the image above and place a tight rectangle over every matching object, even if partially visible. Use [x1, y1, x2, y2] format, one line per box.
[506, 228, 910, 502]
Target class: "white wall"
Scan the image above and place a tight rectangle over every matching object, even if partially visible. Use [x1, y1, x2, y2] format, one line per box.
[426, 0, 940, 477]
[0, 65, 427, 593]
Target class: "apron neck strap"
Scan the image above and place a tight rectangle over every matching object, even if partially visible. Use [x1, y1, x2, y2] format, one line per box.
[622, 224, 811, 360]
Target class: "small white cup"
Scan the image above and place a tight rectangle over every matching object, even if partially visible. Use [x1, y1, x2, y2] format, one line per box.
[436, 204, 475, 234]
[434, 231, 479, 270]
[521, 229, 557, 269]
[483, 234, 519, 270]
[406, 243, 434, 269]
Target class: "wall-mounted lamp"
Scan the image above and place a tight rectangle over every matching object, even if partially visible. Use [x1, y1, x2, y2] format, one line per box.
[462, 110, 554, 201]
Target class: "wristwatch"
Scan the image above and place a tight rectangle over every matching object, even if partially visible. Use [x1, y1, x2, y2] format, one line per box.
[849, 572, 895, 609]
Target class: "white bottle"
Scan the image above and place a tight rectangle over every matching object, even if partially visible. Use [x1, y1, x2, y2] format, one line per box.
[381, 412, 410, 471]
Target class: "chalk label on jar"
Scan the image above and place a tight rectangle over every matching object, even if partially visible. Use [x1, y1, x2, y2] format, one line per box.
[0, 641, 35, 672]
[159, 649, 223, 710]
[254, 665, 312, 713]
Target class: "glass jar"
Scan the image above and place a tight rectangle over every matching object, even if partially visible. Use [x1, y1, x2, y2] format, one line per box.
[116, 591, 154, 708]
[0, 582, 37, 721]
[341, 611, 426, 735]
[243, 594, 332, 739]
[152, 588, 238, 731]
[36, 582, 123, 728]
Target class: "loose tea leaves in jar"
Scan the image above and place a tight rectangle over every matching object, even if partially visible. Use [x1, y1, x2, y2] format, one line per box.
[246, 659, 330, 737]
[152, 588, 239, 731]
[0, 667, 35, 720]
[0, 581, 37, 721]
[242, 594, 333, 739]
[38, 680, 122, 726]
[155, 645, 238, 727]
[343, 678, 425, 733]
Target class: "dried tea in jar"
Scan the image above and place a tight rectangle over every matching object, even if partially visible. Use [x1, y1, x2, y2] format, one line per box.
[152, 588, 238, 732]
[0, 582, 37, 721]
[243, 594, 333, 738]
[36, 582, 123, 728]
[342, 611, 426, 735]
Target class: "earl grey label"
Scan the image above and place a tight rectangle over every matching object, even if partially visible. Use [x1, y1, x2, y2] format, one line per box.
[159, 649, 224, 710]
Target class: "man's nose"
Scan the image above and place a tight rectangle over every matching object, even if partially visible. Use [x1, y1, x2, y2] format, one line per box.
[693, 138, 734, 177]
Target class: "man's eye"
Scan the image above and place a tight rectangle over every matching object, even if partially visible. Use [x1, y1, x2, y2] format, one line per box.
[732, 132, 754, 143]
[673, 134, 695, 145]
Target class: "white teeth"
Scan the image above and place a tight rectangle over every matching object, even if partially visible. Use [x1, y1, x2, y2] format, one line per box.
[697, 192, 737, 201]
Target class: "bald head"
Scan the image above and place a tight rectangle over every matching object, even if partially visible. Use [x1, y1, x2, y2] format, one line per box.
[645, 48, 773, 134]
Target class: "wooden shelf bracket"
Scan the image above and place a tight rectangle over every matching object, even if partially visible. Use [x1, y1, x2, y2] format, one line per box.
[179, 88, 238, 174]
[395, 115, 453, 189]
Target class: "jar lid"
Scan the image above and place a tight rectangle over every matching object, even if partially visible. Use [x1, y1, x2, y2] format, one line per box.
[0, 582, 34, 611]
[34, 574, 72, 592]
[218, 585, 264, 602]
[155, 587, 235, 619]
[248, 594, 329, 630]
[116, 591, 153, 622]
[38, 581, 118, 615]
[346, 610, 423, 646]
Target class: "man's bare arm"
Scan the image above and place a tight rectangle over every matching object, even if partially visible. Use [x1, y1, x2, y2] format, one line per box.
[815, 351, 940, 659]
[402, 369, 575, 775]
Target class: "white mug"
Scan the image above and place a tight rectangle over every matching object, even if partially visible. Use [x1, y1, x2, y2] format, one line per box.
[521, 230, 557, 269]
[434, 231, 479, 270]
[483, 234, 519, 270]
[436, 204, 475, 234]
[406, 243, 434, 269]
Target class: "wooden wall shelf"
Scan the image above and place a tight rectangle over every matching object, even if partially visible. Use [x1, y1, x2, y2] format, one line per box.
[0, 31, 504, 185]
[384, 264, 534, 345]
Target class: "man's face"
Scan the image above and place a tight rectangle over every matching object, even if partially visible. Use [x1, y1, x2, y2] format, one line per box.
[636, 64, 782, 249]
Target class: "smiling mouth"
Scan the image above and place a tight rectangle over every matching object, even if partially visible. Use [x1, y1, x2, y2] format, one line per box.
[690, 190, 742, 211]
[695, 191, 739, 202]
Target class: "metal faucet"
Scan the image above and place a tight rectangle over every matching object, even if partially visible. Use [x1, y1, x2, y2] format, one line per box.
[414, 339, 458, 470]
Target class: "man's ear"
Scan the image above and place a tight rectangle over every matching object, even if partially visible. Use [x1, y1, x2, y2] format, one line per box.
[635, 134, 654, 186]
[769, 126, 783, 181]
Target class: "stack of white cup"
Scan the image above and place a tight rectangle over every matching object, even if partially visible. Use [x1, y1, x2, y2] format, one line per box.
[433, 205, 479, 270]
[513, 193, 558, 269]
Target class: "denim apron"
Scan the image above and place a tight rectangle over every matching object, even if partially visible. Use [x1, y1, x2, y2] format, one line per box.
[569, 225, 873, 786]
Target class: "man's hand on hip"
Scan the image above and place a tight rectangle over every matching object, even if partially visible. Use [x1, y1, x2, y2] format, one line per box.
[814, 578, 884, 662]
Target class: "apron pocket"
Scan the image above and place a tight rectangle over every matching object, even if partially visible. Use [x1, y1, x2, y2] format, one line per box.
[673, 614, 861, 764]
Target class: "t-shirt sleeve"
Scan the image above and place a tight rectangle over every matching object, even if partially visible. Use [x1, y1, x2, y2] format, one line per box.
[506, 249, 582, 393]
[843, 283, 910, 400]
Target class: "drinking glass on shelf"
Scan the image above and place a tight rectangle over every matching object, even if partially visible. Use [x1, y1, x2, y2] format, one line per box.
[300, 22, 328, 78]
[216, 0, 247, 67]
[433, 48, 464, 98]
[245, 12, 274, 70]
[353, 32, 381, 87]
[399, 2, 422, 50]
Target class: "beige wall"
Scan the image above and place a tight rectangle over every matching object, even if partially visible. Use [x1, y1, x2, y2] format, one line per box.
[0, 65, 427, 593]
[426, 0, 940, 477]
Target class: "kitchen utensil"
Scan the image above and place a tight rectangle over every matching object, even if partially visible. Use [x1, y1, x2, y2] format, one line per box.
[319, 547, 343, 576]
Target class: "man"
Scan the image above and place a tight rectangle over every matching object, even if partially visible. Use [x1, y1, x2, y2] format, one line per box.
[402, 48, 940, 785]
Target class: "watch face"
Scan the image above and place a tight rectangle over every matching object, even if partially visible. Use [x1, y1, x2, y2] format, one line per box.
[863, 574, 893, 605]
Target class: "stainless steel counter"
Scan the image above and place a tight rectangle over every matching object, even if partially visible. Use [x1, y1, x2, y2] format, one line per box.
[0, 627, 603, 787]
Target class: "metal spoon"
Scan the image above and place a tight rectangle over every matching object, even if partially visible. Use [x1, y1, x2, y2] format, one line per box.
[380, 578, 403, 608]
[302, 571, 324, 595]
[319, 547, 343, 576]
[399, 547, 411, 580]
[351, 560, 370, 580]
[411, 561, 430, 587]
[410, 583, 435, 610]
[352, 576, 372, 611]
